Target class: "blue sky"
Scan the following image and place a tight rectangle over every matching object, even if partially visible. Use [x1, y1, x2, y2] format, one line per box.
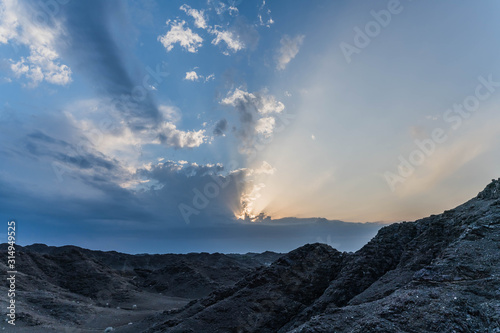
[1, 0, 500, 253]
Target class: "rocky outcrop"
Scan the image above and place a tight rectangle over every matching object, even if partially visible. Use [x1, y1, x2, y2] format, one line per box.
[146, 179, 500, 333]
[145, 243, 346, 333]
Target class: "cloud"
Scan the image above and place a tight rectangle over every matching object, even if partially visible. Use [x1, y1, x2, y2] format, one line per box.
[137, 160, 246, 224]
[276, 34, 305, 70]
[207, 0, 239, 17]
[158, 20, 203, 53]
[175, 3, 258, 55]
[210, 26, 245, 53]
[180, 4, 207, 29]
[159, 104, 181, 123]
[0, 0, 72, 86]
[220, 88, 285, 155]
[213, 118, 227, 136]
[66, 98, 207, 156]
[0, 104, 214, 229]
[0, 103, 379, 254]
[60, 0, 163, 131]
[59, 1, 208, 150]
[185, 70, 200, 81]
[221, 88, 284, 115]
[255, 117, 275, 137]
[253, 161, 276, 175]
[158, 122, 206, 148]
[24, 130, 120, 178]
[258, 0, 274, 28]
[184, 70, 215, 83]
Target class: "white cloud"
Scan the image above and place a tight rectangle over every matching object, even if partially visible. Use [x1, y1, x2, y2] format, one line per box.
[180, 4, 207, 29]
[158, 20, 203, 53]
[255, 117, 275, 137]
[221, 88, 285, 115]
[221, 88, 286, 155]
[228, 6, 239, 16]
[208, 0, 238, 16]
[184, 70, 214, 83]
[185, 70, 200, 81]
[11, 45, 72, 86]
[0, 0, 18, 44]
[0, 0, 72, 86]
[258, 95, 285, 114]
[158, 104, 181, 123]
[257, 0, 274, 28]
[276, 34, 305, 70]
[64, 99, 207, 178]
[158, 122, 206, 148]
[210, 26, 245, 53]
[254, 161, 276, 175]
[221, 88, 255, 106]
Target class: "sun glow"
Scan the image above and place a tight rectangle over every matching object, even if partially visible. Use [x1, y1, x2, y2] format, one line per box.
[234, 182, 272, 222]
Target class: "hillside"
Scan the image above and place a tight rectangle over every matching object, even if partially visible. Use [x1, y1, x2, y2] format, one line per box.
[143, 179, 500, 332]
[0, 244, 282, 332]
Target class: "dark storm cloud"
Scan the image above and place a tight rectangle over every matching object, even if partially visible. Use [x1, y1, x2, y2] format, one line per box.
[213, 118, 228, 136]
[137, 161, 243, 225]
[61, 0, 161, 130]
[0, 175, 154, 230]
[0, 142, 383, 254]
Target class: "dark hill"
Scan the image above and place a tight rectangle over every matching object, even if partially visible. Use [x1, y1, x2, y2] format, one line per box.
[143, 179, 500, 333]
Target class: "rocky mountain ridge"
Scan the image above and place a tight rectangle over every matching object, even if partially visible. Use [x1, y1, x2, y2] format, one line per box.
[143, 178, 500, 332]
[0, 244, 282, 332]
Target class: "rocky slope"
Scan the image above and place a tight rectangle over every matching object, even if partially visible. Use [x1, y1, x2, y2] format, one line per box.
[0, 244, 282, 331]
[143, 179, 500, 333]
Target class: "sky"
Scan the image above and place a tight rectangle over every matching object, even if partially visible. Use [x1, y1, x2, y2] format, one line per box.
[1, 0, 500, 253]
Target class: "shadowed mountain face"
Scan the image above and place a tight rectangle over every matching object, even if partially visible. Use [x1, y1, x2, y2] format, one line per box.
[0, 244, 282, 332]
[142, 179, 500, 333]
[1, 179, 500, 333]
